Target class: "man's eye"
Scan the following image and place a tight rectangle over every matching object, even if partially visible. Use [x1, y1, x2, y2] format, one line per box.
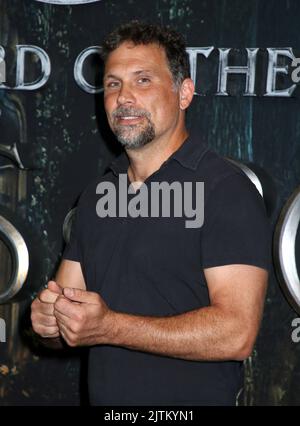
[106, 81, 120, 88]
[138, 78, 151, 84]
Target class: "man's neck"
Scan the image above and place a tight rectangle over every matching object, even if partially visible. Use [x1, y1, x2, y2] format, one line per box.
[126, 128, 189, 185]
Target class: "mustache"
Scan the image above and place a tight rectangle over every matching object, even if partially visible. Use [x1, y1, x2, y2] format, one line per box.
[112, 107, 151, 120]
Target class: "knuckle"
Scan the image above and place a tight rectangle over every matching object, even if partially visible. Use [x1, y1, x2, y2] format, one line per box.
[30, 311, 36, 323]
[42, 326, 58, 337]
[71, 321, 80, 334]
[31, 316, 39, 330]
[54, 300, 62, 311]
[52, 327, 60, 336]
[31, 322, 39, 333]
[94, 293, 101, 303]
[73, 306, 85, 323]
[67, 335, 78, 347]
[40, 304, 52, 316]
[32, 311, 42, 324]
[38, 289, 49, 303]
[68, 340, 76, 348]
[72, 289, 79, 297]
[48, 305, 55, 315]
[55, 295, 65, 307]
[31, 298, 39, 311]
[76, 312, 84, 323]
[46, 316, 57, 327]
[39, 327, 49, 337]
[39, 288, 59, 304]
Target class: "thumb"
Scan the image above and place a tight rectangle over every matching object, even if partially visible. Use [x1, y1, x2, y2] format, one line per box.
[47, 280, 62, 294]
[63, 287, 100, 304]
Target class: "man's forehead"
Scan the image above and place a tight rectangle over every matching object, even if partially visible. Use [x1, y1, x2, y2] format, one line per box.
[110, 41, 166, 56]
[104, 42, 169, 73]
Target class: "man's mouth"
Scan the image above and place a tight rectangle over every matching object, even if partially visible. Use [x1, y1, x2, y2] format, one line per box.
[116, 115, 144, 125]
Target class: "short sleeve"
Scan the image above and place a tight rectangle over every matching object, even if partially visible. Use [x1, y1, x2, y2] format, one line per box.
[61, 182, 90, 263]
[201, 172, 272, 272]
[62, 206, 81, 262]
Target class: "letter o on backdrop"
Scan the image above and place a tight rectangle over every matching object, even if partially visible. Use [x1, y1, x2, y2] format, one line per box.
[227, 158, 300, 313]
[274, 186, 300, 314]
[0, 214, 29, 303]
[0, 207, 47, 304]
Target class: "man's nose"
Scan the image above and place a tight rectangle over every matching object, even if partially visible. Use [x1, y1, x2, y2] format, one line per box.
[117, 84, 135, 106]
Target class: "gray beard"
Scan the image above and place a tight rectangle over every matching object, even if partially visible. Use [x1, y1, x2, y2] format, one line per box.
[114, 121, 155, 149]
[111, 107, 156, 149]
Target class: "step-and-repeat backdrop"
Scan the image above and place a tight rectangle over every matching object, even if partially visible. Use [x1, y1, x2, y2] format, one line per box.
[0, 0, 300, 405]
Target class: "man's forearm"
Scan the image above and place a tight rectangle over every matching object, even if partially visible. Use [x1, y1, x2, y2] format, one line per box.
[107, 306, 251, 362]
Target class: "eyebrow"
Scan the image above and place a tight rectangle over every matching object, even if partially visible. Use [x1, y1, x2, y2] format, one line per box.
[104, 69, 154, 81]
[104, 74, 120, 81]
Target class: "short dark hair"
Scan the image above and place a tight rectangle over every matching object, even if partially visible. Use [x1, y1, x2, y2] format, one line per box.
[101, 21, 190, 87]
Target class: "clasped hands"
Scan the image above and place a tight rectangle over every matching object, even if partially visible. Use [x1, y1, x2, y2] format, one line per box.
[31, 281, 115, 347]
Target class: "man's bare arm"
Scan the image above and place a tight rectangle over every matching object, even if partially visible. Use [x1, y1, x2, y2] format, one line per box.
[55, 259, 86, 290]
[105, 264, 268, 361]
[31, 259, 86, 348]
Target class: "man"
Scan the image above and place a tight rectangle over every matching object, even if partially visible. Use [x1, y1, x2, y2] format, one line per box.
[31, 21, 271, 406]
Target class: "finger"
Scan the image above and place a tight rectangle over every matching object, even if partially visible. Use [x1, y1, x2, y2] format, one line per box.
[54, 296, 83, 320]
[33, 312, 58, 327]
[39, 303, 55, 316]
[57, 319, 74, 334]
[32, 299, 55, 316]
[63, 287, 100, 305]
[38, 288, 60, 304]
[34, 325, 59, 338]
[47, 281, 63, 295]
[43, 331, 60, 338]
[58, 322, 77, 346]
[54, 308, 72, 327]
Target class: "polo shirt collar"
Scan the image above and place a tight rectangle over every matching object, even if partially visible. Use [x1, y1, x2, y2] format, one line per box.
[108, 133, 209, 176]
[172, 133, 209, 170]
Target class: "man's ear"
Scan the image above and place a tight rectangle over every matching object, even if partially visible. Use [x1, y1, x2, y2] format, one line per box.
[179, 78, 195, 110]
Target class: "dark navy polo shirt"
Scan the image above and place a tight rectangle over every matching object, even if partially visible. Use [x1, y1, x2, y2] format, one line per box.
[63, 134, 271, 406]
